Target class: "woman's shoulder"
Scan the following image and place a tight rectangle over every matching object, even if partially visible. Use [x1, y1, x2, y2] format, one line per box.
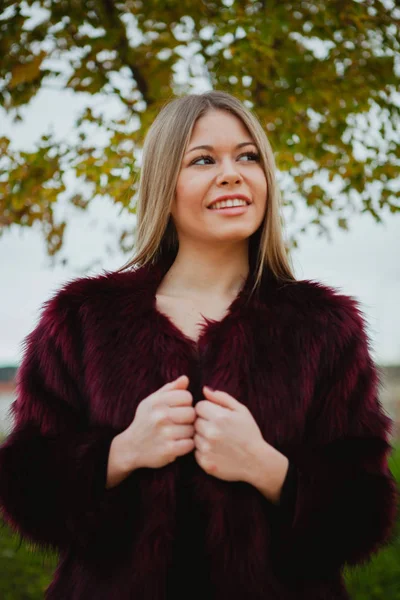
[43, 267, 146, 310]
[282, 276, 361, 310]
[276, 277, 367, 339]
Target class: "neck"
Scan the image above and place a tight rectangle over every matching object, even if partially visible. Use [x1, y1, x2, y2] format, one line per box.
[158, 241, 250, 300]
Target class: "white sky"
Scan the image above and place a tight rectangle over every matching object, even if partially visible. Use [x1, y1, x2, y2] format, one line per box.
[1, 61, 399, 368]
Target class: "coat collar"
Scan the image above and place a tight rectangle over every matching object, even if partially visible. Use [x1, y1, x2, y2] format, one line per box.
[120, 250, 286, 353]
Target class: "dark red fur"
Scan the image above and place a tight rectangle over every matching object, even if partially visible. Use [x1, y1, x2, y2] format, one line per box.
[0, 254, 398, 599]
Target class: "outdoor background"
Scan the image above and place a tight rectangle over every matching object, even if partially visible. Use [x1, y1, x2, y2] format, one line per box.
[0, 1, 399, 598]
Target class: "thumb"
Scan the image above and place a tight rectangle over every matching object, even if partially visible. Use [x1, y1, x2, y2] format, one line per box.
[162, 374, 189, 390]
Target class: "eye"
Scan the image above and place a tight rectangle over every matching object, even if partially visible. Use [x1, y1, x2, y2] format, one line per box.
[190, 151, 260, 166]
[239, 151, 260, 162]
[191, 154, 214, 166]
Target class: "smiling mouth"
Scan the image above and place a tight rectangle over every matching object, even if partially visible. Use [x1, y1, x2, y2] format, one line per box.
[207, 201, 250, 210]
[208, 205, 247, 210]
[207, 204, 249, 214]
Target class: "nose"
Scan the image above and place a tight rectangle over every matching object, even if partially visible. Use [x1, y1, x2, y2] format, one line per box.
[216, 160, 243, 185]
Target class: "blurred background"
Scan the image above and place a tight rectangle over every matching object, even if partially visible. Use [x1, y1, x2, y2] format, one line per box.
[0, 0, 399, 598]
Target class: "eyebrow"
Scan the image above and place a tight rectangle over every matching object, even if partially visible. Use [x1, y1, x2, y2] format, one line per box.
[185, 141, 257, 155]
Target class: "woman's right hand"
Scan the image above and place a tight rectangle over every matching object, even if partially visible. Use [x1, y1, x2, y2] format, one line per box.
[107, 375, 195, 486]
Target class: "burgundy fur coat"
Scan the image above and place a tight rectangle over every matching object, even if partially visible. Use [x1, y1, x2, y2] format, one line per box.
[0, 252, 398, 600]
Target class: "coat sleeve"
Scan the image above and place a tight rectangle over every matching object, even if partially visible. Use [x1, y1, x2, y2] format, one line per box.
[268, 292, 399, 582]
[276, 460, 298, 516]
[0, 282, 140, 559]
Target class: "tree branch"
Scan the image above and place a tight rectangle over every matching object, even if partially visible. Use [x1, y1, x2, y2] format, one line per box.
[100, 0, 152, 107]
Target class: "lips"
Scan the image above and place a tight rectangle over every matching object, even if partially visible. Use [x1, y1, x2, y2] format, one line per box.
[207, 194, 251, 209]
[208, 204, 249, 212]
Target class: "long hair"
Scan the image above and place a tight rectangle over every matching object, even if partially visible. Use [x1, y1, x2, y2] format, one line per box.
[115, 90, 296, 297]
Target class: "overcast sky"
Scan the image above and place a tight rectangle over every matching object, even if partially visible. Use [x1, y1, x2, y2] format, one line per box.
[1, 67, 399, 368]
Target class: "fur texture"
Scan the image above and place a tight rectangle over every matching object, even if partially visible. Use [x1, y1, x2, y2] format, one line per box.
[0, 252, 398, 600]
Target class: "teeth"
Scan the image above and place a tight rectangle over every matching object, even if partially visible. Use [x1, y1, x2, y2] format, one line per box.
[209, 198, 248, 210]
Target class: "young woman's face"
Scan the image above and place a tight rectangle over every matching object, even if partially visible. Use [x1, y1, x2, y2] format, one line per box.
[171, 109, 267, 247]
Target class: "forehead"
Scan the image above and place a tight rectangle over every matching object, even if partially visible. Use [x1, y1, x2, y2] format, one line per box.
[189, 109, 252, 143]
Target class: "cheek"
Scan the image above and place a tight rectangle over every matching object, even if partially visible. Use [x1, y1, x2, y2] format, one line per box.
[255, 174, 268, 204]
[174, 174, 206, 212]
[174, 179, 183, 205]
[256, 170, 268, 192]
[175, 173, 195, 203]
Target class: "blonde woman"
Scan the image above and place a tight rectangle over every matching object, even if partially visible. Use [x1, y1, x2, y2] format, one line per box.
[0, 91, 397, 600]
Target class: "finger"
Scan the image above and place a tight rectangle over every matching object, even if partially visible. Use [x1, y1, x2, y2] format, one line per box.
[169, 423, 195, 439]
[169, 405, 196, 424]
[193, 415, 207, 435]
[164, 389, 193, 407]
[193, 431, 207, 450]
[162, 375, 189, 390]
[203, 386, 236, 410]
[195, 399, 226, 420]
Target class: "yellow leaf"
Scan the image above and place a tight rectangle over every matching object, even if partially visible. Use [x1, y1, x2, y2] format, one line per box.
[9, 51, 47, 89]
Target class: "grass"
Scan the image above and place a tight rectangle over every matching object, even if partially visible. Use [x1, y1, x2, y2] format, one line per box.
[343, 443, 400, 599]
[0, 524, 56, 599]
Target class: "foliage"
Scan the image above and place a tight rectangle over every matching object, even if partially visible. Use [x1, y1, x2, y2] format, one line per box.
[0, 1, 399, 256]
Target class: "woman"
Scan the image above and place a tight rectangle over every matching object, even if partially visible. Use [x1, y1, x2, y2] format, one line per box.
[0, 90, 397, 600]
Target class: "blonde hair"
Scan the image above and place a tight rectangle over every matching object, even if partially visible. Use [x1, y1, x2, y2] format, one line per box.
[115, 90, 296, 297]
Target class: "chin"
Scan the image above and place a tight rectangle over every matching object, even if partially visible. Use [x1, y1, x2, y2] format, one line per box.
[205, 230, 255, 243]
[210, 222, 260, 236]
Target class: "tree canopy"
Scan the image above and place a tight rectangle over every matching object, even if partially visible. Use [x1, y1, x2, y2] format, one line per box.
[0, 0, 399, 258]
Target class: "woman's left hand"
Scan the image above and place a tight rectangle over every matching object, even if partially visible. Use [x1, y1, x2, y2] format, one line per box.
[193, 385, 267, 482]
